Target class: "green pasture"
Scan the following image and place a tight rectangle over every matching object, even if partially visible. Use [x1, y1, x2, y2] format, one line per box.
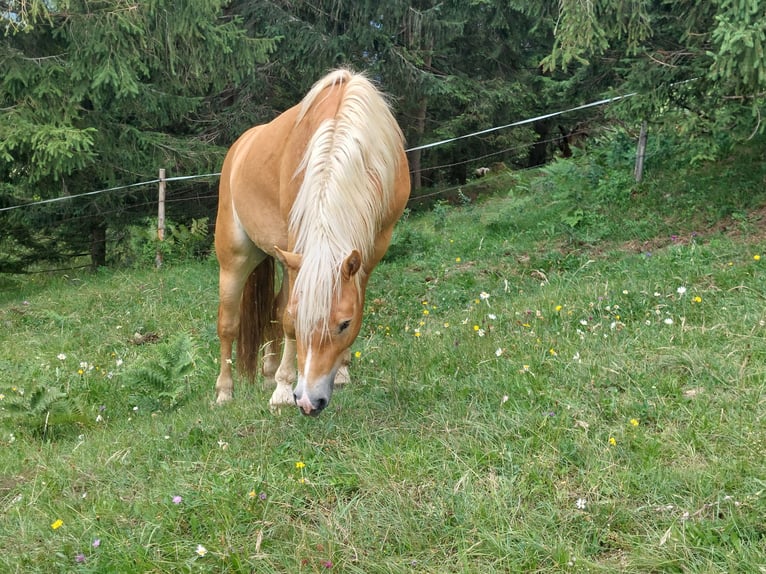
[1, 147, 765, 572]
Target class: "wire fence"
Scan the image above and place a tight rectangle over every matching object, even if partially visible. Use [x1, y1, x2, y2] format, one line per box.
[1, 90, 651, 271]
[1, 180, 218, 237]
[0, 89, 638, 215]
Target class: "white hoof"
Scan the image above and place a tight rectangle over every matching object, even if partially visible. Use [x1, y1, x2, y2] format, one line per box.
[215, 390, 233, 405]
[269, 385, 295, 409]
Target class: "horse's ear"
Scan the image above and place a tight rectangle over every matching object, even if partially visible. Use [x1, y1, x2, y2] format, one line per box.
[274, 246, 302, 271]
[342, 250, 362, 280]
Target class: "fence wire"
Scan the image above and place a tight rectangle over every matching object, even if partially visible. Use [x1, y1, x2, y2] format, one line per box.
[0, 91, 636, 214]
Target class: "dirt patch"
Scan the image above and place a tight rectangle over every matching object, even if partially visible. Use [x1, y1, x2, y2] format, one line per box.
[0, 472, 28, 503]
[612, 205, 766, 257]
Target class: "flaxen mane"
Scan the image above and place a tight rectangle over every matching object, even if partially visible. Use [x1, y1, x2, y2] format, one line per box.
[289, 70, 404, 342]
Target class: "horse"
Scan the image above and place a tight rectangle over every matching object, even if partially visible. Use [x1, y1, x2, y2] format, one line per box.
[214, 69, 411, 416]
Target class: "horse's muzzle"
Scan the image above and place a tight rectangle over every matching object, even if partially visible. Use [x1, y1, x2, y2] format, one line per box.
[293, 372, 335, 416]
[295, 394, 327, 416]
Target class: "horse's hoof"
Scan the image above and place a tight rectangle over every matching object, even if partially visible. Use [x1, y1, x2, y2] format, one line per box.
[215, 391, 233, 405]
[335, 366, 351, 386]
[269, 385, 295, 409]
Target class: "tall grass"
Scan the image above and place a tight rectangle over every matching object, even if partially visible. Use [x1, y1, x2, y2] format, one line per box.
[1, 137, 765, 572]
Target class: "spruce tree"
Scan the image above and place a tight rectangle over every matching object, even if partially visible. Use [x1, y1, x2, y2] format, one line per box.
[1, 0, 278, 270]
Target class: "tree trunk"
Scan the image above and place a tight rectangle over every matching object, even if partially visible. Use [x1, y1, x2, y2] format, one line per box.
[406, 22, 432, 192]
[90, 222, 107, 269]
[528, 120, 551, 167]
[408, 92, 428, 192]
[408, 147, 422, 191]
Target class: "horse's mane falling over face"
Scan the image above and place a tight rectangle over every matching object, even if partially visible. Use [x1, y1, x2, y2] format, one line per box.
[288, 70, 405, 342]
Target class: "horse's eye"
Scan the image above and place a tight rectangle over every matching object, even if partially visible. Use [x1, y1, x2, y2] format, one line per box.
[338, 320, 351, 333]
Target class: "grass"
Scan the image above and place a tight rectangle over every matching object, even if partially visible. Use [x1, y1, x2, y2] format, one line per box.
[1, 140, 766, 572]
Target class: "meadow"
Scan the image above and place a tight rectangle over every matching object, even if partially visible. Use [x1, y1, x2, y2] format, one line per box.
[1, 139, 765, 572]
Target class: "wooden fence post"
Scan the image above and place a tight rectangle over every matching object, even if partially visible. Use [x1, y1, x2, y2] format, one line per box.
[155, 168, 166, 268]
[634, 121, 648, 182]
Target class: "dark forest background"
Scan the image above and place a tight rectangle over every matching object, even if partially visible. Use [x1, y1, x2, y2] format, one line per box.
[2, 0, 764, 271]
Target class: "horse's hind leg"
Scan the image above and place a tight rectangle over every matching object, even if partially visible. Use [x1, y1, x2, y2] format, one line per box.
[269, 337, 297, 408]
[335, 348, 352, 385]
[269, 277, 296, 408]
[261, 340, 281, 383]
[261, 271, 287, 383]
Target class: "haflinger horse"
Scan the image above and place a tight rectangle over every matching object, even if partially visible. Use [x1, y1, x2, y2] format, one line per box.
[214, 69, 410, 416]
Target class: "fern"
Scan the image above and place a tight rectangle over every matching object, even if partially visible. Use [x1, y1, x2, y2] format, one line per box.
[1, 385, 89, 439]
[124, 333, 195, 412]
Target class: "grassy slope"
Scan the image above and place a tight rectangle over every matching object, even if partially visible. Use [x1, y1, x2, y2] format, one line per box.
[1, 143, 765, 573]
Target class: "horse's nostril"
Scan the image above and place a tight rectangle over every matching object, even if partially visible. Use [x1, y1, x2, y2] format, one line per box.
[316, 397, 327, 411]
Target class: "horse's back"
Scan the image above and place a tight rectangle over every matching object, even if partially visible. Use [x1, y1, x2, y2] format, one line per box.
[218, 108, 304, 255]
[219, 70, 410, 259]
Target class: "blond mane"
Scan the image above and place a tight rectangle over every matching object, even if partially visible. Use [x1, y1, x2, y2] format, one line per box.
[288, 70, 404, 342]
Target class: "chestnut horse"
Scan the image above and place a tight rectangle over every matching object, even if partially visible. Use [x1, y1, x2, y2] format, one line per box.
[214, 69, 410, 415]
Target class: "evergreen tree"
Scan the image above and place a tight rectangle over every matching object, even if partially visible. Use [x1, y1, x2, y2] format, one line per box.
[524, 0, 766, 157]
[0, 0, 277, 270]
[239, 1, 561, 189]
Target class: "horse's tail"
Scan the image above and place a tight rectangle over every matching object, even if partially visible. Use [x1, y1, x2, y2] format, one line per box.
[237, 256, 277, 380]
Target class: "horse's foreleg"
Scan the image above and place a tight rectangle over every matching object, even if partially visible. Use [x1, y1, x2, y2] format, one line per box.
[269, 337, 297, 408]
[215, 258, 257, 404]
[215, 287, 239, 404]
[215, 339, 235, 404]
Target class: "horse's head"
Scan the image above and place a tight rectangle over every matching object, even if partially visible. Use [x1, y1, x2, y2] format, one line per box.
[276, 247, 365, 416]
